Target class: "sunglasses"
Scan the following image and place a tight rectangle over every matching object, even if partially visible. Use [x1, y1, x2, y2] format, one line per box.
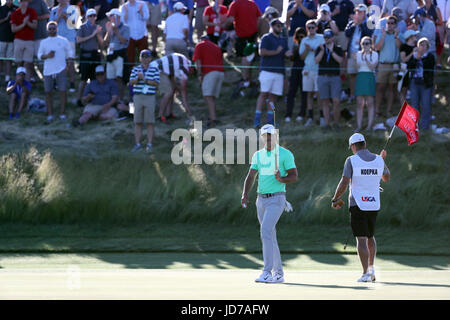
[88, 14, 97, 17]
[96, 72, 105, 75]
[363, 42, 371, 45]
[307, 26, 316, 29]
[387, 21, 396, 25]
[141, 54, 151, 58]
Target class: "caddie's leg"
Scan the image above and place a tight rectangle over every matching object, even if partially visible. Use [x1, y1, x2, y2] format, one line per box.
[356, 236, 369, 274]
[368, 236, 376, 268]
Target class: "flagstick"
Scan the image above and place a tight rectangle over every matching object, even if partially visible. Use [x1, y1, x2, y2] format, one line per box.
[266, 99, 278, 171]
[382, 125, 396, 150]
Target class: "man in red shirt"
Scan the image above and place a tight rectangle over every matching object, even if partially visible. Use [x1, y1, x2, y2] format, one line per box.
[202, 0, 227, 44]
[11, 0, 37, 81]
[226, 0, 261, 85]
[193, 35, 225, 127]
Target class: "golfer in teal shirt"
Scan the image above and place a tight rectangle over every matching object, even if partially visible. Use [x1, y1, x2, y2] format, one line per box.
[241, 124, 298, 283]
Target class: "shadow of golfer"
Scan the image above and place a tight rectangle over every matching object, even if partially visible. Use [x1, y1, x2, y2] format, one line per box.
[282, 282, 374, 290]
[377, 281, 450, 289]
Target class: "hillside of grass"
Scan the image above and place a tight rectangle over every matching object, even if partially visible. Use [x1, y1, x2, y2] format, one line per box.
[0, 48, 449, 230]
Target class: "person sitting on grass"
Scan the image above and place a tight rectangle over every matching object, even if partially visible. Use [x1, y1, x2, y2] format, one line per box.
[72, 65, 119, 127]
[6, 66, 32, 120]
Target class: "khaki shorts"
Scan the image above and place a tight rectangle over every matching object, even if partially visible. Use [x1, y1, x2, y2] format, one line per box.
[0, 42, 14, 59]
[202, 71, 224, 98]
[376, 63, 399, 84]
[14, 39, 34, 63]
[147, 3, 162, 26]
[335, 31, 348, 52]
[83, 104, 119, 118]
[302, 70, 318, 92]
[347, 55, 358, 74]
[159, 73, 174, 94]
[133, 94, 156, 124]
[165, 38, 188, 56]
[107, 56, 124, 79]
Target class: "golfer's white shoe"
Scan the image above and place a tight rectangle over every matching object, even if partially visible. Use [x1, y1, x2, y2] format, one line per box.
[270, 272, 284, 283]
[369, 268, 376, 282]
[357, 273, 373, 282]
[255, 271, 273, 283]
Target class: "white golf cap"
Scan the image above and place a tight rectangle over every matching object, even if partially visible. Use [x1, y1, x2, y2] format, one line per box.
[106, 8, 121, 17]
[173, 2, 187, 10]
[95, 65, 105, 73]
[355, 3, 368, 12]
[260, 124, 276, 136]
[86, 8, 97, 16]
[348, 133, 365, 147]
[319, 4, 331, 12]
[16, 66, 26, 74]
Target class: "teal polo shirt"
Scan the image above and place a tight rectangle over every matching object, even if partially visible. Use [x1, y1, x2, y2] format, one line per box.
[250, 145, 296, 194]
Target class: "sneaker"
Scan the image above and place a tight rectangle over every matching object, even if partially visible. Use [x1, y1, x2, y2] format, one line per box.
[131, 144, 142, 153]
[46, 115, 55, 122]
[159, 116, 168, 124]
[69, 83, 76, 93]
[304, 118, 313, 127]
[270, 272, 284, 283]
[14, 112, 20, 119]
[77, 99, 84, 108]
[368, 268, 376, 282]
[357, 273, 372, 283]
[284, 117, 291, 123]
[145, 144, 152, 153]
[295, 116, 303, 122]
[167, 113, 177, 120]
[255, 271, 273, 283]
[71, 118, 80, 127]
[8, 113, 14, 120]
[319, 117, 326, 127]
[59, 114, 67, 121]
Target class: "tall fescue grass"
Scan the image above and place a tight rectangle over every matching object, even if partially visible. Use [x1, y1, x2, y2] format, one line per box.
[1, 130, 448, 229]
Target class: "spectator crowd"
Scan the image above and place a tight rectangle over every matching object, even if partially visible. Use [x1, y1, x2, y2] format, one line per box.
[1, 0, 448, 151]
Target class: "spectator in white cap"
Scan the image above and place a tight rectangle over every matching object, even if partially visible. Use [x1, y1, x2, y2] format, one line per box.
[164, 1, 189, 56]
[316, 4, 339, 36]
[104, 8, 130, 101]
[72, 65, 119, 127]
[38, 21, 75, 122]
[6, 66, 32, 120]
[76, 8, 104, 107]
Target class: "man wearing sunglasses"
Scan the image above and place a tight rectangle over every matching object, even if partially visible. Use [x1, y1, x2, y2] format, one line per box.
[76, 8, 104, 108]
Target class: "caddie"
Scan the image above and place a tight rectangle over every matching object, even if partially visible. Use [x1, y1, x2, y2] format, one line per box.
[241, 124, 297, 283]
[331, 133, 390, 283]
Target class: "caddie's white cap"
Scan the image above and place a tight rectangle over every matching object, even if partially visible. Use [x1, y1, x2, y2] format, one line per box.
[16, 66, 26, 74]
[86, 8, 97, 17]
[95, 65, 105, 73]
[348, 133, 365, 147]
[106, 8, 121, 17]
[260, 124, 276, 136]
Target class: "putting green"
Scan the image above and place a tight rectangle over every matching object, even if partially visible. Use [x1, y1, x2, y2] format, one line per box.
[0, 253, 449, 299]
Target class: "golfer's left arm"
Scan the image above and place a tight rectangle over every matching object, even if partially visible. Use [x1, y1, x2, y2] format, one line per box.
[275, 168, 298, 183]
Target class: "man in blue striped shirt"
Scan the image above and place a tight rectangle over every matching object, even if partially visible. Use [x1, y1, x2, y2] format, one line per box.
[129, 49, 160, 153]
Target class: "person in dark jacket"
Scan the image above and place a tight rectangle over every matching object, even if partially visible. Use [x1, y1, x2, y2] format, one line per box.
[407, 37, 435, 131]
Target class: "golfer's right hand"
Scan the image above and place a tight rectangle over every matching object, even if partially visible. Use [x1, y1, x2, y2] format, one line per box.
[380, 149, 387, 159]
[241, 195, 248, 208]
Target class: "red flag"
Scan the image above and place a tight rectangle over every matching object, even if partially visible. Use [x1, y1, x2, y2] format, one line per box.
[395, 102, 420, 145]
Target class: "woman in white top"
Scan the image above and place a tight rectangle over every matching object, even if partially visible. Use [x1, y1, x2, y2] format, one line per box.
[353, 36, 378, 132]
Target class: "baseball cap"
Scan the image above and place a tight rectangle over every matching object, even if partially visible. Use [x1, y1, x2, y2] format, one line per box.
[355, 4, 368, 12]
[403, 29, 419, 40]
[270, 18, 282, 26]
[95, 65, 105, 73]
[323, 29, 334, 38]
[86, 8, 97, 17]
[391, 7, 403, 19]
[16, 66, 26, 74]
[263, 6, 279, 19]
[348, 133, 365, 147]
[140, 49, 152, 57]
[414, 8, 427, 17]
[106, 8, 121, 17]
[173, 2, 187, 10]
[319, 4, 331, 13]
[260, 124, 276, 136]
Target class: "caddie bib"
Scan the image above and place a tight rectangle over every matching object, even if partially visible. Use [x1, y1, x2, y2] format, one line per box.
[350, 154, 385, 211]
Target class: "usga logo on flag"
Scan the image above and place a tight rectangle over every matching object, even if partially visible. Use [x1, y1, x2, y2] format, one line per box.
[362, 196, 376, 202]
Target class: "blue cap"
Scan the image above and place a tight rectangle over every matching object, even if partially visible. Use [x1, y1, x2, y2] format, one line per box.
[414, 8, 426, 17]
[323, 29, 334, 38]
[140, 49, 152, 57]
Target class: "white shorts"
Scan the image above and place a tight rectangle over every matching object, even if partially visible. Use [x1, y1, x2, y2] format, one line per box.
[302, 70, 318, 92]
[107, 56, 124, 79]
[258, 70, 284, 96]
